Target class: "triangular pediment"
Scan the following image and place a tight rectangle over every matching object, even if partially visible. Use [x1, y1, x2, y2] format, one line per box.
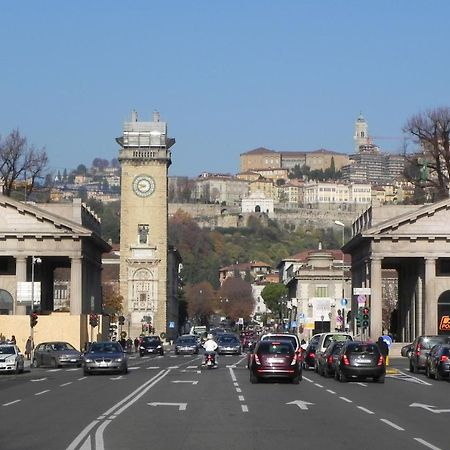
[0, 195, 91, 237]
[363, 198, 450, 237]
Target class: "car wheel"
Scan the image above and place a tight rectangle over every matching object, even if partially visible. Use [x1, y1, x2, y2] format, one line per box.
[410, 360, 416, 373]
[250, 371, 259, 384]
[51, 359, 58, 369]
[425, 365, 430, 378]
[374, 375, 385, 383]
[83, 369, 90, 376]
[139, 353, 144, 357]
[339, 371, 347, 382]
[323, 367, 329, 378]
[175, 350, 179, 355]
[77, 364, 82, 368]
[314, 362, 318, 373]
[298, 369, 303, 381]
[435, 369, 443, 381]
[122, 366, 128, 375]
[334, 369, 340, 381]
[292, 375, 300, 384]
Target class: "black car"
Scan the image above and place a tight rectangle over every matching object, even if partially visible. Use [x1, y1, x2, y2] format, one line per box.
[425, 344, 450, 380]
[174, 335, 199, 355]
[335, 341, 385, 383]
[409, 335, 450, 373]
[316, 341, 345, 378]
[216, 334, 242, 355]
[139, 336, 164, 356]
[303, 342, 318, 369]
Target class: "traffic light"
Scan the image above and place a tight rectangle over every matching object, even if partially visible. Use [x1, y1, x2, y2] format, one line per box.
[362, 307, 370, 328]
[118, 315, 125, 325]
[89, 314, 98, 328]
[30, 312, 38, 328]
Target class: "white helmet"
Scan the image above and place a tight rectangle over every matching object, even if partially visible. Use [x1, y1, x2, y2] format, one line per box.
[207, 334, 213, 340]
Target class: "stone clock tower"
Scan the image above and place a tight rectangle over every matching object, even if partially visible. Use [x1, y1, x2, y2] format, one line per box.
[117, 110, 175, 337]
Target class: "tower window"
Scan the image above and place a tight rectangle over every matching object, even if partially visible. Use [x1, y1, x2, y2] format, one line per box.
[360, 132, 365, 138]
[138, 224, 149, 244]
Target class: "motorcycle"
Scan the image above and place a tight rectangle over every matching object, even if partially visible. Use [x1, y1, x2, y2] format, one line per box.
[203, 352, 216, 369]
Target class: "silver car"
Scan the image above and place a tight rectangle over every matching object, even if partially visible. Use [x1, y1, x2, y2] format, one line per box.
[0, 344, 24, 374]
[32, 341, 83, 368]
[83, 341, 128, 375]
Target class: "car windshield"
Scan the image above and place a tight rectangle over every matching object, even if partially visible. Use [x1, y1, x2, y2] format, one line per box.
[259, 342, 294, 355]
[218, 336, 239, 344]
[178, 337, 195, 344]
[346, 343, 378, 354]
[89, 343, 122, 353]
[0, 346, 15, 355]
[421, 337, 449, 350]
[51, 343, 76, 351]
[143, 337, 160, 344]
[324, 334, 352, 347]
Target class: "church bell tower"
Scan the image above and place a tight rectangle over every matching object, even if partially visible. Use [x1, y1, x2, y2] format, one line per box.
[117, 110, 175, 337]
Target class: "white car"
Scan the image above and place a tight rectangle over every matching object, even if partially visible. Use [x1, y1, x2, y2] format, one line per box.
[0, 344, 25, 374]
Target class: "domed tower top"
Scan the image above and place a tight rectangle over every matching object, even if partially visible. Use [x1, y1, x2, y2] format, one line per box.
[353, 112, 369, 152]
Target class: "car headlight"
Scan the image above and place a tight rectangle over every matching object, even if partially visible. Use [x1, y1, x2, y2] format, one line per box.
[84, 358, 93, 363]
[115, 358, 123, 362]
[156, 345, 162, 349]
[140, 346, 145, 349]
[5, 356, 15, 363]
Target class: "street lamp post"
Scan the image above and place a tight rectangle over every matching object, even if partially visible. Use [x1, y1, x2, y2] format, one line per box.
[334, 221, 346, 331]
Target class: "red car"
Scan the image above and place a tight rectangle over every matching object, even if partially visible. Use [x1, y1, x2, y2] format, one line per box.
[249, 340, 302, 384]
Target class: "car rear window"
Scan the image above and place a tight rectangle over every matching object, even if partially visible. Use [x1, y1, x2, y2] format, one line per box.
[258, 342, 294, 355]
[324, 334, 352, 348]
[346, 343, 379, 354]
[178, 337, 195, 344]
[420, 337, 450, 349]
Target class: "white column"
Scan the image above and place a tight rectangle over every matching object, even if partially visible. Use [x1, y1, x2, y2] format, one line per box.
[370, 257, 383, 340]
[424, 258, 437, 335]
[15, 256, 27, 315]
[70, 257, 82, 315]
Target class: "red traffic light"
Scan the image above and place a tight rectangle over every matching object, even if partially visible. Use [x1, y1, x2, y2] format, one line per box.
[30, 312, 38, 328]
[89, 314, 98, 328]
[362, 307, 370, 316]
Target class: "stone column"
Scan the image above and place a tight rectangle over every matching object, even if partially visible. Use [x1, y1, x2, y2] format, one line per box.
[70, 257, 82, 315]
[424, 258, 437, 335]
[370, 257, 383, 340]
[15, 256, 27, 315]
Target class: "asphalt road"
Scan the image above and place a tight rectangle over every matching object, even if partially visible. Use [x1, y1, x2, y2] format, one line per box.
[0, 353, 449, 450]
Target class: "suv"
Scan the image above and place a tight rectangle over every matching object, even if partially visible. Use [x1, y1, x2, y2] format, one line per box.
[313, 332, 353, 372]
[409, 335, 450, 373]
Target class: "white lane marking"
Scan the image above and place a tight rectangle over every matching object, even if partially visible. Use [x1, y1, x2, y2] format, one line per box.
[389, 370, 433, 386]
[2, 400, 21, 406]
[242, 405, 248, 412]
[60, 382, 73, 387]
[66, 420, 99, 450]
[229, 367, 237, 382]
[171, 380, 198, 385]
[238, 395, 245, 401]
[187, 366, 197, 369]
[30, 378, 47, 382]
[236, 388, 242, 393]
[380, 419, 404, 431]
[35, 390, 50, 396]
[77, 377, 87, 381]
[95, 420, 111, 450]
[339, 397, 352, 403]
[314, 383, 323, 388]
[67, 368, 79, 372]
[168, 366, 179, 369]
[148, 402, 187, 410]
[128, 367, 140, 370]
[326, 389, 336, 394]
[303, 376, 313, 383]
[357, 382, 367, 387]
[357, 406, 375, 415]
[233, 382, 239, 387]
[147, 366, 160, 370]
[414, 438, 442, 450]
[110, 376, 123, 380]
[47, 369, 62, 372]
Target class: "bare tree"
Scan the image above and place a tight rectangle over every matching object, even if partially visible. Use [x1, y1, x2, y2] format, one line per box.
[403, 107, 450, 200]
[0, 129, 48, 197]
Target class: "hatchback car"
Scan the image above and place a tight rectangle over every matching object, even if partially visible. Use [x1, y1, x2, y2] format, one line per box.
[335, 341, 385, 383]
[0, 344, 24, 374]
[139, 336, 164, 356]
[249, 340, 301, 384]
[32, 341, 82, 368]
[303, 341, 319, 369]
[314, 332, 353, 372]
[83, 341, 128, 375]
[174, 335, 199, 355]
[409, 335, 450, 373]
[216, 334, 242, 355]
[316, 340, 345, 378]
[425, 344, 450, 380]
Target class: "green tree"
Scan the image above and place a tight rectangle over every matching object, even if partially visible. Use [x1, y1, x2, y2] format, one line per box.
[261, 283, 288, 320]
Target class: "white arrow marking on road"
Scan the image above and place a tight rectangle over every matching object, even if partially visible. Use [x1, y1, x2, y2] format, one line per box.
[110, 376, 123, 380]
[410, 403, 450, 414]
[147, 402, 187, 411]
[286, 400, 314, 410]
[171, 380, 198, 385]
[30, 378, 47, 382]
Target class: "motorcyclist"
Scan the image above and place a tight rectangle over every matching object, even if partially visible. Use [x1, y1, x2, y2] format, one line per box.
[203, 333, 218, 366]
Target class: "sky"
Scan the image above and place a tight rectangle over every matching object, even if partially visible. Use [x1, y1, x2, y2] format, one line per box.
[2, 1, 450, 178]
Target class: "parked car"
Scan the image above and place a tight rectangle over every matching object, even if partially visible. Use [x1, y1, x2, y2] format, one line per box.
[316, 340, 345, 378]
[249, 339, 301, 384]
[409, 335, 450, 373]
[334, 341, 385, 383]
[216, 333, 242, 355]
[32, 341, 82, 368]
[83, 341, 128, 375]
[0, 344, 25, 374]
[401, 343, 413, 358]
[303, 341, 319, 369]
[174, 335, 199, 355]
[314, 332, 353, 372]
[139, 336, 164, 356]
[425, 344, 450, 380]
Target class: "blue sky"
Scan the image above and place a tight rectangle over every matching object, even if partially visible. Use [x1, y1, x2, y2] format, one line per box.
[2, 1, 450, 177]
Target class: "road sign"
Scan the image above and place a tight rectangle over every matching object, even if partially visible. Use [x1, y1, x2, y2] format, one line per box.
[340, 298, 348, 306]
[353, 287, 371, 295]
[357, 295, 366, 306]
[169, 321, 175, 329]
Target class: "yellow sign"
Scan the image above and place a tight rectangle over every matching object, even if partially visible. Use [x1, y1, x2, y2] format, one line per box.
[439, 316, 450, 331]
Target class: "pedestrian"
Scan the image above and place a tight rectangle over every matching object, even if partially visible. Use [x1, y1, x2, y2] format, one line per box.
[377, 336, 389, 365]
[25, 336, 33, 360]
[134, 337, 139, 353]
[10, 335, 16, 344]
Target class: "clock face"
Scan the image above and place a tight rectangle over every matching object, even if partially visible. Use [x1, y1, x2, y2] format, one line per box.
[132, 175, 155, 197]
